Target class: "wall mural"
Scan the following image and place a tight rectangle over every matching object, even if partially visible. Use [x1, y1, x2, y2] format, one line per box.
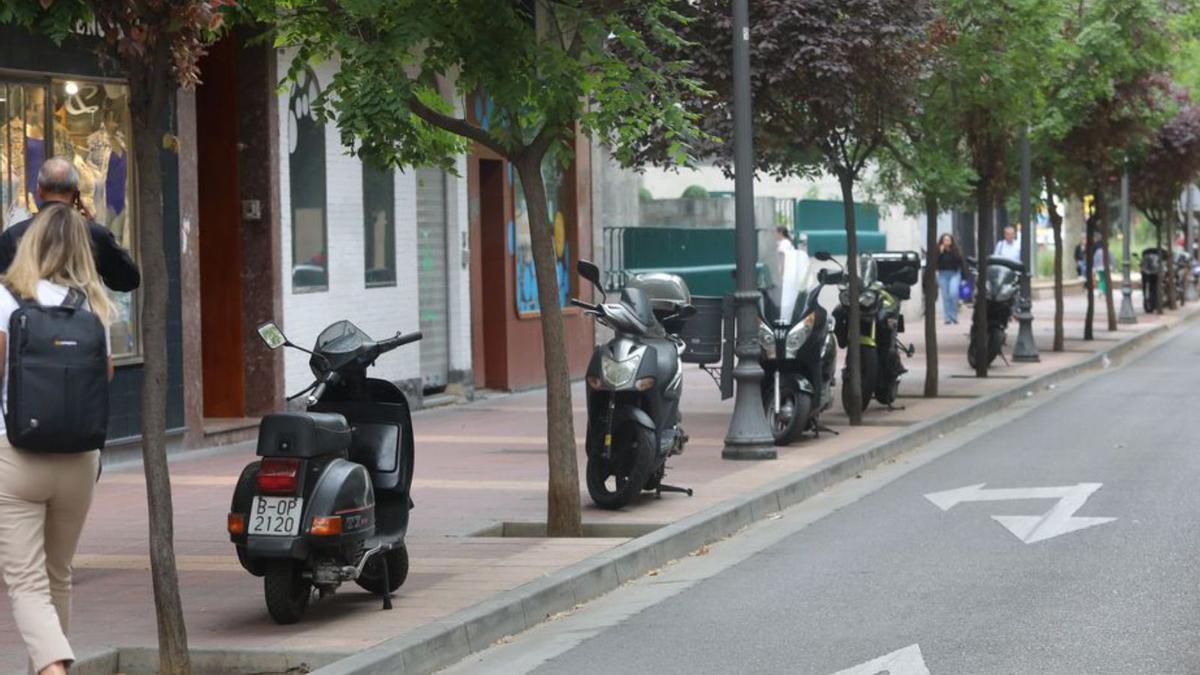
[511, 155, 570, 316]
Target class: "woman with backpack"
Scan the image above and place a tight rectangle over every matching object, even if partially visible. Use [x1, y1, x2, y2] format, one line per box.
[0, 202, 113, 675]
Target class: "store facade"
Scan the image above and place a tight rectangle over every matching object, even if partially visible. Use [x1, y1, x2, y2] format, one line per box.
[0, 25, 185, 442]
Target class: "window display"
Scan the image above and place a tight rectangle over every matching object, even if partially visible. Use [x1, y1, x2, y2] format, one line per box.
[1, 77, 140, 360]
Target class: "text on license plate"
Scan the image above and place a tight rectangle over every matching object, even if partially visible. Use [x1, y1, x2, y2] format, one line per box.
[249, 496, 303, 536]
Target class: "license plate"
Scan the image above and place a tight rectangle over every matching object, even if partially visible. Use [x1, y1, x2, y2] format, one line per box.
[249, 496, 303, 536]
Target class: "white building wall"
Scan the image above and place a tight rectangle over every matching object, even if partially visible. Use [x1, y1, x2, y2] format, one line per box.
[276, 58, 471, 397]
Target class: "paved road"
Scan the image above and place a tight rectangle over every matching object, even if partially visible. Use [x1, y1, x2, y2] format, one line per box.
[444, 320, 1200, 675]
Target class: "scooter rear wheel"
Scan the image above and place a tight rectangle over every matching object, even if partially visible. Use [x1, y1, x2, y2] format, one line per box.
[587, 423, 655, 510]
[356, 545, 409, 595]
[264, 560, 312, 625]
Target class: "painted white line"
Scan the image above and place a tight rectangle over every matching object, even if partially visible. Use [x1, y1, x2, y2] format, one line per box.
[830, 644, 930, 675]
[925, 482, 1116, 543]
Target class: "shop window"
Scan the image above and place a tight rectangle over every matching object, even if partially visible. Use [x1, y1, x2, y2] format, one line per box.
[362, 164, 396, 287]
[511, 148, 575, 316]
[2, 78, 140, 361]
[288, 68, 328, 291]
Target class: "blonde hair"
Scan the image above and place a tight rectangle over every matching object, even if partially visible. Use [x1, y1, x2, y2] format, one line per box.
[3, 203, 114, 324]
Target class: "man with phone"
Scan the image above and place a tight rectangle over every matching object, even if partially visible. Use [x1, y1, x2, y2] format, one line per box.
[0, 157, 140, 292]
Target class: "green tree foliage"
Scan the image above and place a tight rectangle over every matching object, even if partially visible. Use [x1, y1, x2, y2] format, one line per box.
[932, 0, 1062, 375]
[679, 0, 934, 424]
[682, 185, 709, 199]
[252, 0, 708, 536]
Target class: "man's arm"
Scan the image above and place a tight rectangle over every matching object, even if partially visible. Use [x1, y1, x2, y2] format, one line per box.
[89, 223, 141, 292]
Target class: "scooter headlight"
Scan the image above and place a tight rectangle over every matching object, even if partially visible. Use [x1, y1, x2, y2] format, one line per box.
[601, 355, 640, 388]
[785, 313, 816, 357]
[758, 320, 775, 360]
[859, 290, 879, 309]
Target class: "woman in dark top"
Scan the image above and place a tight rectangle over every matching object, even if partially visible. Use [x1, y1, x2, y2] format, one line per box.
[936, 233, 964, 324]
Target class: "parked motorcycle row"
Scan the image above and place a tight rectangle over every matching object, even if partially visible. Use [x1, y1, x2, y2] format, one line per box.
[223, 250, 923, 624]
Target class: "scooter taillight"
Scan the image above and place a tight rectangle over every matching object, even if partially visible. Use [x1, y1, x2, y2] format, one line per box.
[257, 458, 302, 495]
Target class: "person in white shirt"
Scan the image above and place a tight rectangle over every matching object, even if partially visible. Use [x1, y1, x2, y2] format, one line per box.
[993, 225, 1022, 262]
[776, 227, 807, 322]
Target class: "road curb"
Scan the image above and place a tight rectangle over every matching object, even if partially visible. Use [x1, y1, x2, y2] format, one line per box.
[310, 317, 1186, 675]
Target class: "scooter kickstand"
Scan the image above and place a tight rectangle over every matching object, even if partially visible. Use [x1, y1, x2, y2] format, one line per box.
[657, 483, 694, 497]
[886, 403, 907, 412]
[380, 552, 393, 611]
[815, 423, 840, 436]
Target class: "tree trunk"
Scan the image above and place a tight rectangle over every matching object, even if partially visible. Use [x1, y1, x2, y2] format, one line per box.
[1045, 175, 1064, 352]
[129, 72, 191, 673]
[923, 194, 938, 398]
[840, 173, 864, 425]
[1166, 214, 1178, 311]
[1084, 196, 1097, 340]
[1099, 196, 1116, 329]
[973, 181, 992, 377]
[514, 153, 583, 537]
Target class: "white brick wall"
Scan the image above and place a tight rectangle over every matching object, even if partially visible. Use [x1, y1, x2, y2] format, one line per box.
[276, 58, 472, 395]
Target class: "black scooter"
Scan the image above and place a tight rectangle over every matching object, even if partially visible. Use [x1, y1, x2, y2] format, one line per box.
[228, 321, 420, 624]
[965, 256, 1024, 368]
[757, 272, 837, 445]
[572, 261, 695, 510]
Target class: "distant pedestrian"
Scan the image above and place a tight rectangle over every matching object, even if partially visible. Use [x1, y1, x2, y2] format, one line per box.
[993, 225, 1021, 262]
[1093, 232, 1110, 293]
[0, 203, 114, 675]
[776, 227, 806, 322]
[936, 233, 964, 324]
[1074, 240, 1087, 279]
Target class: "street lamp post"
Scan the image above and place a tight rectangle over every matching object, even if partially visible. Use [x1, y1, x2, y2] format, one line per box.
[1119, 167, 1137, 324]
[1186, 185, 1197, 302]
[1012, 129, 1039, 362]
[722, 0, 775, 460]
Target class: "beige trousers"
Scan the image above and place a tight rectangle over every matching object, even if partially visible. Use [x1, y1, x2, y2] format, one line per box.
[0, 438, 99, 672]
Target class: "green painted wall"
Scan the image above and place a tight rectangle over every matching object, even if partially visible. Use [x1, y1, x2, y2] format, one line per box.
[795, 199, 881, 232]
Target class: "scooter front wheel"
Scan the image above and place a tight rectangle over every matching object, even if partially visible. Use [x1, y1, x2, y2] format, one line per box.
[762, 376, 811, 446]
[587, 423, 655, 510]
[263, 560, 312, 625]
[356, 545, 409, 595]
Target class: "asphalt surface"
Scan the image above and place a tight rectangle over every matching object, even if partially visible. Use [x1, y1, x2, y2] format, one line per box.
[443, 320, 1200, 675]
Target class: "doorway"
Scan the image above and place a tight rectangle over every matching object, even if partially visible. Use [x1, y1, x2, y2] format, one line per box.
[196, 36, 246, 418]
[471, 158, 508, 388]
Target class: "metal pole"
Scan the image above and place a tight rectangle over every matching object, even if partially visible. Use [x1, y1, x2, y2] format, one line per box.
[1119, 166, 1137, 324]
[1186, 184, 1197, 302]
[1012, 128, 1040, 361]
[723, 0, 775, 460]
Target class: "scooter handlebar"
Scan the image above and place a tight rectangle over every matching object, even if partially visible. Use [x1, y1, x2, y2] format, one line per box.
[377, 331, 423, 354]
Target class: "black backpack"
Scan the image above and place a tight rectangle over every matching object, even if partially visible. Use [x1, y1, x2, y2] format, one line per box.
[5, 287, 108, 452]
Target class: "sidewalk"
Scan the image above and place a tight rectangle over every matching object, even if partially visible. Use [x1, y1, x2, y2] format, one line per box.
[0, 290, 1191, 672]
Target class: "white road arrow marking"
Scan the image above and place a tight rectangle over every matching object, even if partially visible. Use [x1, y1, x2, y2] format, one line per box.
[830, 643, 930, 675]
[924, 482, 1116, 544]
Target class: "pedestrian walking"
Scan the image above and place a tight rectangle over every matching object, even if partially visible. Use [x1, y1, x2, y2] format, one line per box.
[936, 233, 965, 324]
[993, 225, 1022, 262]
[0, 203, 114, 675]
[776, 226, 807, 322]
[1074, 240, 1087, 279]
[0, 157, 140, 292]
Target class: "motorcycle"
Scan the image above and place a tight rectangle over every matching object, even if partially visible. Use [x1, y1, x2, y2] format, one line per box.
[965, 256, 1025, 368]
[228, 320, 420, 624]
[757, 264, 838, 444]
[572, 260, 696, 509]
[824, 251, 918, 413]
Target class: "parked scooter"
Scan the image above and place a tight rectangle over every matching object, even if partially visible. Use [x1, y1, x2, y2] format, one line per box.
[572, 261, 695, 509]
[757, 265, 838, 444]
[825, 251, 918, 413]
[228, 321, 420, 624]
[965, 256, 1025, 368]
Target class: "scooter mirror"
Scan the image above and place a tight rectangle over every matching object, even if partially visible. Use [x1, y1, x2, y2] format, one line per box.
[577, 260, 602, 287]
[814, 251, 833, 262]
[257, 322, 289, 350]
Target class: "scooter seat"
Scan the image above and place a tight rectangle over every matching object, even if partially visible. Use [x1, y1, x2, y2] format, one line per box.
[256, 412, 351, 458]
